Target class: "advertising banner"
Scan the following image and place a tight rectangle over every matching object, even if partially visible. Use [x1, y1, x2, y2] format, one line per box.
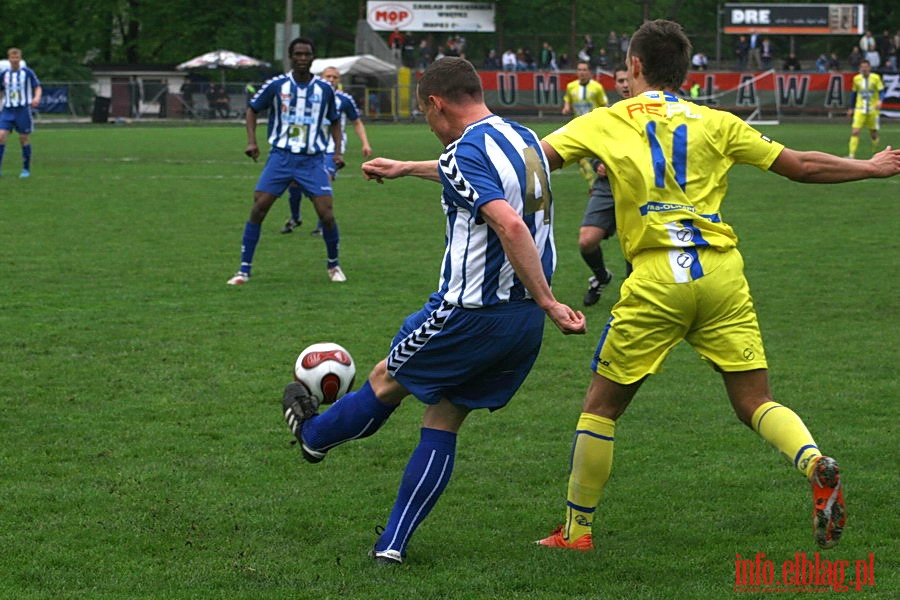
[477, 71, 900, 118]
[38, 86, 69, 114]
[723, 4, 865, 35]
[367, 2, 495, 32]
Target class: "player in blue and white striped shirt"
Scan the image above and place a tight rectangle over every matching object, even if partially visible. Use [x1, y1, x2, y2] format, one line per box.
[0, 48, 42, 178]
[279, 57, 586, 565]
[227, 38, 345, 285]
[282, 66, 372, 235]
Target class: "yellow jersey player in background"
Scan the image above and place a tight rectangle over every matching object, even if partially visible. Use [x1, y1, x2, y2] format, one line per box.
[846, 59, 884, 158]
[562, 60, 609, 189]
[536, 19, 900, 554]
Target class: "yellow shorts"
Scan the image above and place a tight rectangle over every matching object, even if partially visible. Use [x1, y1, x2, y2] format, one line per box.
[592, 247, 768, 384]
[851, 110, 879, 131]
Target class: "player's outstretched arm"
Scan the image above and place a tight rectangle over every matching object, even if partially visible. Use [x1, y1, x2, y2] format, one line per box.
[361, 158, 441, 183]
[540, 141, 565, 172]
[770, 146, 900, 183]
[480, 199, 586, 336]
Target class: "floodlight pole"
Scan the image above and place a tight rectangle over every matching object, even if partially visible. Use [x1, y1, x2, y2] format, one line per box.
[283, 0, 294, 72]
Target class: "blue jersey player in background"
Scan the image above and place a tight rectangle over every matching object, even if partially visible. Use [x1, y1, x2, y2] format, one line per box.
[280, 57, 586, 564]
[282, 65, 372, 236]
[0, 47, 41, 178]
[227, 37, 346, 285]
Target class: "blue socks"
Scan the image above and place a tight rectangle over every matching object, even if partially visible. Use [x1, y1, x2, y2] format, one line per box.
[239, 221, 261, 275]
[322, 222, 340, 268]
[0, 144, 5, 170]
[301, 383, 459, 558]
[288, 186, 303, 222]
[302, 381, 397, 452]
[375, 428, 457, 556]
[22, 144, 31, 170]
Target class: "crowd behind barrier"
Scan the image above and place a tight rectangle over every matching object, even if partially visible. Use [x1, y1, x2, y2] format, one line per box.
[30, 69, 900, 123]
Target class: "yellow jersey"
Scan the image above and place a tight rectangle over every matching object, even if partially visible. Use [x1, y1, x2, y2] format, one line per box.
[564, 79, 608, 116]
[545, 91, 784, 262]
[851, 73, 884, 114]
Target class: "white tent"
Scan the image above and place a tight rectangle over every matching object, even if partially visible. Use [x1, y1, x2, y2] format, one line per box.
[311, 54, 397, 79]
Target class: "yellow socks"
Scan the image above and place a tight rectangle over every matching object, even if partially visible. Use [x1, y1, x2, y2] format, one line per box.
[565, 413, 616, 540]
[751, 401, 821, 479]
[848, 135, 859, 158]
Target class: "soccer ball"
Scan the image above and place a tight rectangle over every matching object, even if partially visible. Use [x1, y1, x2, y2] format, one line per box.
[293, 342, 356, 404]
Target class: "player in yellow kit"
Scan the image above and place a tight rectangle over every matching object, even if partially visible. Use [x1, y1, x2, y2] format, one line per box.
[562, 60, 609, 188]
[536, 19, 900, 553]
[846, 59, 884, 158]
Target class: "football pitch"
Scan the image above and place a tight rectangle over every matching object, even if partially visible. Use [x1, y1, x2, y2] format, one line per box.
[1, 120, 897, 599]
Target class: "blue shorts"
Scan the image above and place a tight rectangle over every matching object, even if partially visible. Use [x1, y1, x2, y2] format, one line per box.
[256, 148, 333, 197]
[324, 152, 339, 180]
[386, 295, 546, 410]
[0, 106, 34, 134]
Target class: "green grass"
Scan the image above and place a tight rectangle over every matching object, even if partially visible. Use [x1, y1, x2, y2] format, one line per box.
[1, 120, 898, 599]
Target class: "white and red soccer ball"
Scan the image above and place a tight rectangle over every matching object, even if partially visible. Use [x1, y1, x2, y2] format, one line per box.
[293, 342, 356, 404]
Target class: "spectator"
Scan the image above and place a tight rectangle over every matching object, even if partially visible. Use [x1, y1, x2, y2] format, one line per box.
[501, 48, 516, 71]
[540, 42, 558, 71]
[747, 29, 762, 71]
[417, 38, 432, 71]
[815, 54, 828, 73]
[618, 32, 630, 60]
[847, 46, 862, 72]
[782, 53, 802, 72]
[827, 52, 840, 72]
[606, 31, 619, 62]
[691, 51, 708, 71]
[748, 30, 762, 71]
[388, 28, 404, 63]
[760, 37, 774, 70]
[595, 48, 609, 71]
[557, 53, 569, 70]
[584, 34, 595, 55]
[207, 83, 230, 118]
[516, 48, 532, 71]
[483, 49, 500, 70]
[879, 30, 897, 72]
[577, 41, 592, 65]
[894, 30, 900, 70]
[734, 35, 749, 71]
[180, 80, 195, 116]
[444, 36, 460, 58]
[859, 30, 879, 69]
[454, 36, 467, 59]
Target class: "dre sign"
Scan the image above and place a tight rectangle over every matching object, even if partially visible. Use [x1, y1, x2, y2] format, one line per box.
[723, 3, 865, 35]
[730, 9, 770, 24]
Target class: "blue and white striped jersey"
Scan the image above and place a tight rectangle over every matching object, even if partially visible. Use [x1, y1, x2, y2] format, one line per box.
[249, 74, 338, 155]
[325, 90, 361, 154]
[436, 115, 556, 308]
[1, 66, 41, 108]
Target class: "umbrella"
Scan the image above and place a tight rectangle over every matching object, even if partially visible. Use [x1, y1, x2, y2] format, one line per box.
[176, 49, 271, 81]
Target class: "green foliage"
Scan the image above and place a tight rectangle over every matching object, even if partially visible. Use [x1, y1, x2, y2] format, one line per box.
[0, 121, 897, 598]
[1, 0, 898, 68]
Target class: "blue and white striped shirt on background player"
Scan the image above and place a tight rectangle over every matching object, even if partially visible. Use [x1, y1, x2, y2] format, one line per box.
[326, 90, 361, 154]
[249, 74, 337, 154]
[436, 114, 555, 309]
[1, 66, 41, 108]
